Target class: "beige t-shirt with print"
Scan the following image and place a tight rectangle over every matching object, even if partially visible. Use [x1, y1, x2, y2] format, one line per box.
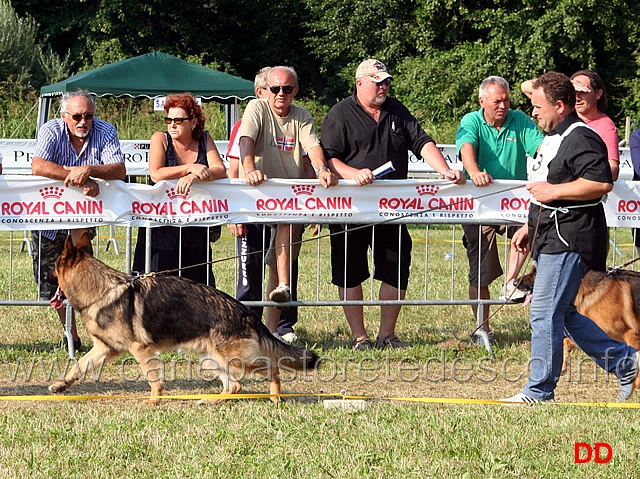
[238, 98, 320, 179]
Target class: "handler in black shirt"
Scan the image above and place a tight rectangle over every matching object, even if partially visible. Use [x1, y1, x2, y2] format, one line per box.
[321, 59, 464, 351]
[501, 72, 639, 403]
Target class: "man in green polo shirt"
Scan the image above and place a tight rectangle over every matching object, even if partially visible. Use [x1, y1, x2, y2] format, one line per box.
[456, 75, 543, 345]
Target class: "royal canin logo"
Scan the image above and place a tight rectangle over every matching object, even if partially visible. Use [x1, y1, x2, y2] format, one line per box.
[379, 184, 473, 211]
[292, 185, 315, 196]
[132, 188, 228, 216]
[2, 187, 102, 216]
[256, 185, 352, 212]
[39, 187, 64, 199]
[166, 187, 189, 200]
[416, 185, 439, 196]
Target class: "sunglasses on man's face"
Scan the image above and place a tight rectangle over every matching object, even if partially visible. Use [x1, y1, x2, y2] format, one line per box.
[268, 85, 295, 95]
[67, 112, 94, 122]
[164, 117, 193, 125]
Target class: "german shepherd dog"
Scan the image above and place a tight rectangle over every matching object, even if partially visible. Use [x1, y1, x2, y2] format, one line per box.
[518, 265, 640, 386]
[48, 233, 319, 404]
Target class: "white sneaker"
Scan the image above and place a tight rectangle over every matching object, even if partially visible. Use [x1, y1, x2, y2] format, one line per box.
[499, 392, 552, 404]
[618, 351, 640, 401]
[281, 332, 298, 344]
[500, 280, 529, 303]
[269, 282, 291, 310]
[272, 332, 286, 343]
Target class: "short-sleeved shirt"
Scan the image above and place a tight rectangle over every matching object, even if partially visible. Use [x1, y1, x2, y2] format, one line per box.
[35, 118, 125, 168]
[456, 109, 543, 180]
[226, 119, 242, 160]
[34, 117, 124, 239]
[321, 93, 433, 179]
[582, 113, 619, 162]
[238, 99, 319, 179]
[527, 112, 612, 270]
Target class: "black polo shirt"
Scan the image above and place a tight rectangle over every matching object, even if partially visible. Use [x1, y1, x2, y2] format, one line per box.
[528, 112, 612, 270]
[321, 93, 433, 179]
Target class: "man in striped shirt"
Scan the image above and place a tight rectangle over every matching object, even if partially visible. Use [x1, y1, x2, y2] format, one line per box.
[31, 90, 126, 351]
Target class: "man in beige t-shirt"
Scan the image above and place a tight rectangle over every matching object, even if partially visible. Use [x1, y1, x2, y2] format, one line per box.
[239, 65, 337, 333]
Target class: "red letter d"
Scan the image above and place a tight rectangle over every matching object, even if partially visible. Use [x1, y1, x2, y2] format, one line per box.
[575, 443, 592, 463]
[595, 443, 613, 463]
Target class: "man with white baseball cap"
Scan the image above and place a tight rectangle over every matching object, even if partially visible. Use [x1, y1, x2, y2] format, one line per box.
[321, 59, 464, 351]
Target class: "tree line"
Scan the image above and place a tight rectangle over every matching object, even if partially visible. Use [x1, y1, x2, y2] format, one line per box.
[4, 0, 640, 126]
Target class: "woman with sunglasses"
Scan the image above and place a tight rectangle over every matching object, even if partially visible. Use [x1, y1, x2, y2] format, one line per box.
[132, 93, 226, 286]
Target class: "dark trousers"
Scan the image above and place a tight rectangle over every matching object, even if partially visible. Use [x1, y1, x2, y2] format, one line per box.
[236, 224, 298, 334]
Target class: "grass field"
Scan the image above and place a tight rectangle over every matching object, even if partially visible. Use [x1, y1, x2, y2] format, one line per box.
[0, 225, 639, 478]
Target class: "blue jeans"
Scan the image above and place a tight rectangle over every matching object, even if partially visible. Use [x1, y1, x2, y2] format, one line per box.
[522, 251, 637, 400]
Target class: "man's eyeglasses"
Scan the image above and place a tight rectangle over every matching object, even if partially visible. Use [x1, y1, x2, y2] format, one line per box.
[374, 79, 391, 87]
[66, 112, 94, 122]
[164, 117, 193, 125]
[268, 85, 295, 95]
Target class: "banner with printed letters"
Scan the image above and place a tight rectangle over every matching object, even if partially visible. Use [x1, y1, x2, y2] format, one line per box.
[0, 176, 636, 231]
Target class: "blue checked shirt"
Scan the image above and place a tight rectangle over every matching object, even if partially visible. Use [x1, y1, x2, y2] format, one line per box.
[35, 117, 125, 239]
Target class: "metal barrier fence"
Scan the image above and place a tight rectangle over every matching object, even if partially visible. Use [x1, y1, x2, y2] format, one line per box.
[2, 218, 638, 359]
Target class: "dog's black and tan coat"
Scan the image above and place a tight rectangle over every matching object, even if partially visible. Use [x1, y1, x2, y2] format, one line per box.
[49, 233, 319, 404]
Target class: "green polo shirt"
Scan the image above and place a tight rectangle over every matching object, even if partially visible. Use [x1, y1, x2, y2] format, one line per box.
[455, 108, 543, 180]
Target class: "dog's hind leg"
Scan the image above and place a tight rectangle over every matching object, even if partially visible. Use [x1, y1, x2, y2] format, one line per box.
[561, 338, 578, 375]
[49, 340, 115, 394]
[198, 353, 242, 405]
[129, 342, 164, 405]
[269, 366, 281, 404]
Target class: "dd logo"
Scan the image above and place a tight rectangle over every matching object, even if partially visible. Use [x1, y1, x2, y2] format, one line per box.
[574, 443, 612, 463]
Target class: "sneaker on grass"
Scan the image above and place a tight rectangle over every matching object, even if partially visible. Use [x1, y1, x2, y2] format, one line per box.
[498, 392, 553, 405]
[499, 280, 529, 303]
[269, 282, 291, 311]
[281, 332, 298, 344]
[618, 351, 640, 401]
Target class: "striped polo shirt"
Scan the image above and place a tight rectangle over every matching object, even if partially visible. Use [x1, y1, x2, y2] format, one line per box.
[35, 117, 124, 239]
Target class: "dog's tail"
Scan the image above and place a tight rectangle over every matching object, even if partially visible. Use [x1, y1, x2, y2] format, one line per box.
[259, 334, 319, 371]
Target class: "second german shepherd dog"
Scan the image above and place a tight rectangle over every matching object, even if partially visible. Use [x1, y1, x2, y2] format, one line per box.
[48, 233, 319, 404]
[518, 265, 640, 387]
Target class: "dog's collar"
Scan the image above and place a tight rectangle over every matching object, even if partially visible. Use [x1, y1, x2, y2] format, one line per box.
[113, 272, 157, 288]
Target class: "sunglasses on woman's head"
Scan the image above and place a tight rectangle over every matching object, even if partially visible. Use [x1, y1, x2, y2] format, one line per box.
[164, 117, 192, 125]
[268, 85, 295, 95]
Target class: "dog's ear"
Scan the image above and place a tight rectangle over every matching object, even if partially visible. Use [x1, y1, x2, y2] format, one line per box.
[62, 233, 77, 257]
[75, 232, 92, 253]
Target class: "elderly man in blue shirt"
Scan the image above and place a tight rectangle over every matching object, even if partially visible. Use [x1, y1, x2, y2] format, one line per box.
[31, 90, 126, 351]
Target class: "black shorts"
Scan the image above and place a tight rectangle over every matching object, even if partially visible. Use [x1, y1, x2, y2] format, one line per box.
[329, 224, 412, 289]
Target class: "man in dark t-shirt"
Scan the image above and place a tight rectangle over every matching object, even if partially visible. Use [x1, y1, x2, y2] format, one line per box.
[321, 59, 464, 351]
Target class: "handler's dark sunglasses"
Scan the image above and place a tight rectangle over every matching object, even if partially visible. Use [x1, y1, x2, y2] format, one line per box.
[164, 116, 193, 125]
[67, 112, 94, 121]
[268, 85, 295, 95]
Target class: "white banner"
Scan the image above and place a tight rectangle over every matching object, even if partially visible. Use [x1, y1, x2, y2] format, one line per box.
[0, 139, 634, 179]
[1, 175, 637, 231]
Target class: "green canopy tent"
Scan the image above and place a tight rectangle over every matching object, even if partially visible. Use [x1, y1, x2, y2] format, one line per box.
[37, 51, 256, 137]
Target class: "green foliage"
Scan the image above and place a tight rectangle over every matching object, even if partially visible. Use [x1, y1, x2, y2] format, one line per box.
[0, 0, 39, 85]
[4, 0, 640, 126]
[303, 0, 640, 123]
[0, 0, 71, 90]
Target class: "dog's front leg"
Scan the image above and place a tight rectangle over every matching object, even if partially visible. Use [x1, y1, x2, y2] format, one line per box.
[49, 340, 114, 394]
